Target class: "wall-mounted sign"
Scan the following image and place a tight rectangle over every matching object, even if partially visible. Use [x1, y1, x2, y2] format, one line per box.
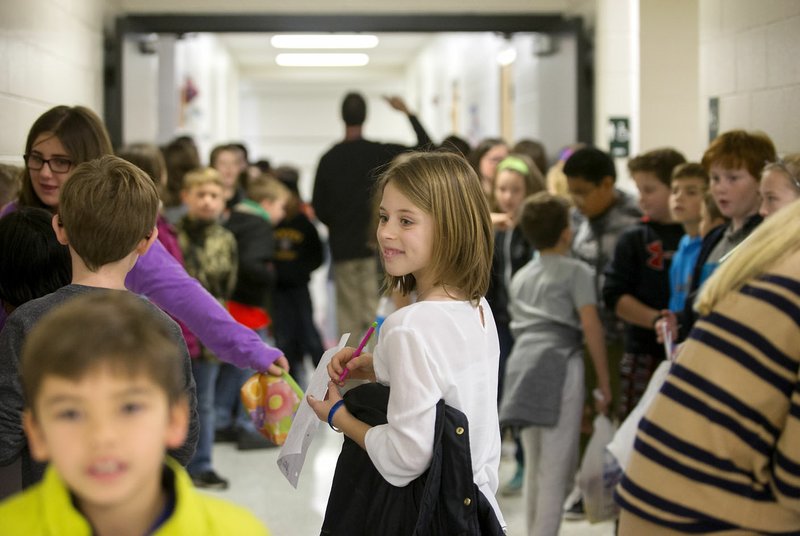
[708, 97, 719, 142]
[608, 117, 630, 158]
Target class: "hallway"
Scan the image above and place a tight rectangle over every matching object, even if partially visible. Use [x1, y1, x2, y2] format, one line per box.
[210, 427, 615, 535]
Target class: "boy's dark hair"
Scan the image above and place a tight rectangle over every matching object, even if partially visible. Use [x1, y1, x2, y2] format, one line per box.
[229, 142, 249, 163]
[672, 162, 709, 186]
[0, 207, 71, 309]
[117, 142, 166, 194]
[162, 137, 201, 207]
[563, 147, 616, 185]
[208, 144, 239, 168]
[21, 292, 185, 413]
[438, 135, 471, 158]
[701, 129, 776, 181]
[519, 192, 570, 250]
[628, 148, 686, 186]
[59, 155, 159, 272]
[341, 92, 367, 126]
[513, 138, 548, 176]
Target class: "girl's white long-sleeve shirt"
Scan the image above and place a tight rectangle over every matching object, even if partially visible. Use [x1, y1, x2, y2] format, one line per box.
[364, 297, 504, 526]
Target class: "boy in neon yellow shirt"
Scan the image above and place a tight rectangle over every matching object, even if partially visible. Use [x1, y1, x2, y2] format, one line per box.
[0, 292, 269, 536]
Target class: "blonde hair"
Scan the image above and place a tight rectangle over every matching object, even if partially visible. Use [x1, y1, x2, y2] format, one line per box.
[762, 153, 800, 191]
[182, 167, 223, 191]
[696, 197, 800, 315]
[377, 152, 493, 305]
[246, 173, 290, 204]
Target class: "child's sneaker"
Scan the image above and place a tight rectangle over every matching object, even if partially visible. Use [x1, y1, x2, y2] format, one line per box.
[500, 463, 524, 496]
[191, 470, 230, 490]
[563, 496, 586, 521]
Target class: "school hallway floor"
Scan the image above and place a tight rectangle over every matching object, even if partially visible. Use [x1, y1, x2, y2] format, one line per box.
[209, 428, 615, 535]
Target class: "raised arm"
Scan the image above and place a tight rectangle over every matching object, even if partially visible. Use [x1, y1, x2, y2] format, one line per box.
[384, 95, 432, 149]
[125, 239, 284, 372]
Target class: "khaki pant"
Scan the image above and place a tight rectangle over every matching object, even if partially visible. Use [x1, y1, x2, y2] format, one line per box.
[333, 257, 380, 344]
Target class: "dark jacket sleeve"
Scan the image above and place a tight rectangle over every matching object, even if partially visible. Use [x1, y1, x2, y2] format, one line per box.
[408, 114, 432, 149]
[603, 227, 642, 312]
[0, 316, 26, 468]
[234, 216, 275, 289]
[157, 309, 199, 466]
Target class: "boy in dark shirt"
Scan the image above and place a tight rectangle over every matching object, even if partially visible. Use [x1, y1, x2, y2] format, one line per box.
[602, 148, 686, 420]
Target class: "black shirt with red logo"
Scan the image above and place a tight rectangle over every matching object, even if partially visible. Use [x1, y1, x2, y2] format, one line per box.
[603, 219, 685, 356]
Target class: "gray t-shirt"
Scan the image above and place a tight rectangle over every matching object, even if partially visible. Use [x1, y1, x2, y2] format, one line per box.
[499, 254, 596, 428]
[509, 253, 596, 336]
[0, 284, 199, 497]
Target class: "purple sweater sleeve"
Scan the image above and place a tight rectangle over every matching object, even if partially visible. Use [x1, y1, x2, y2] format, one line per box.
[125, 239, 282, 370]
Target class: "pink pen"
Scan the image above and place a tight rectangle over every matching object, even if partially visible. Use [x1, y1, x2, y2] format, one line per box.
[338, 321, 378, 382]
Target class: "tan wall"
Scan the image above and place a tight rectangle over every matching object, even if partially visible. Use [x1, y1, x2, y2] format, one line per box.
[699, 0, 800, 154]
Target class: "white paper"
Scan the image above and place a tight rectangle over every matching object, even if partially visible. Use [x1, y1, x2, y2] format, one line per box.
[277, 333, 349, 488]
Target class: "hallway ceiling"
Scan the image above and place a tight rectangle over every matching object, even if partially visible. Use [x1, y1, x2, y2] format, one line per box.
[216, 32, 437, 78]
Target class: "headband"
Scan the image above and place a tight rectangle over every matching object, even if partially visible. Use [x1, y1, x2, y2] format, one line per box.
[496, 156, 529, 176]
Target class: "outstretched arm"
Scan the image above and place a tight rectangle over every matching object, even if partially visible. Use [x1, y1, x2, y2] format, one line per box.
[126, 239, 286, 372]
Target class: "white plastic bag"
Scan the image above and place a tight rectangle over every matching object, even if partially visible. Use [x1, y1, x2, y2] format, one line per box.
[578, 414, 620, 523]
[606, 360, 672, 471]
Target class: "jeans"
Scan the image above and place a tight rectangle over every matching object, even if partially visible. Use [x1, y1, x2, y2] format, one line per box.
[273, 285, 325, 390]
[187, 358, 220, 475]
[214, 362, 256, 433]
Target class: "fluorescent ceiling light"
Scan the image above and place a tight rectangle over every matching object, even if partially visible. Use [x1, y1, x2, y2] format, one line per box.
[271, 34, 379, 49]
[497, 46, 517, 66]
[275, 53, 370, 67]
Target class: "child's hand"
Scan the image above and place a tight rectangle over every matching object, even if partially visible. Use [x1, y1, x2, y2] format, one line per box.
[383, 95, 409, 114]
[491, 212, 513, 231]
[328, 347, 374, 385]
[266, 355, 290, 376]
[307, 381, 344, 423]
[593, 387, 612, 416]
[654, 310, 678, 344]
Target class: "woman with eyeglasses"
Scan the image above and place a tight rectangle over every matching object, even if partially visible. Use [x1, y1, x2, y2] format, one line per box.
[2, 105, 288, 377]
[759, 154, 800, 218]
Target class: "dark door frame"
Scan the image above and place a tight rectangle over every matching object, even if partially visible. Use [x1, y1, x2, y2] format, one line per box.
[106, 13, 592, 148]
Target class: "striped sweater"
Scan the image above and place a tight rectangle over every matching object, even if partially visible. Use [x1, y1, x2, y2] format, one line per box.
[616, 259, 800, 534]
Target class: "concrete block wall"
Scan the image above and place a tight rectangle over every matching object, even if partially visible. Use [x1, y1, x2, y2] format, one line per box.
[699, 0, 800, 154]
[0, 0, 114, 163]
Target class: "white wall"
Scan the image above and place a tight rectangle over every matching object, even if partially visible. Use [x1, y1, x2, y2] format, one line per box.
[238, 76, 409, 201]
[408, 33, 503, 146]
[0, 0, 115, 163]
[407, 32, 578, 162]
[699, 0, 800, 154]
[511, 32, 578, 163]
[122, 33, 239, 161]
[122, 35, 159, 144]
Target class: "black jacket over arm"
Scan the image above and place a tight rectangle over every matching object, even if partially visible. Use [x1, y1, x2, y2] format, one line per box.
[321, 383, 503, 536]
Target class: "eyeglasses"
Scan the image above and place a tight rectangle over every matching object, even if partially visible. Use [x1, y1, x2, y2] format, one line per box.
[25, 154, 73, 173]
